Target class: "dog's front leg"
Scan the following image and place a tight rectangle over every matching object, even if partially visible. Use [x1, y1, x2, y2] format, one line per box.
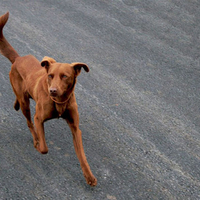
[65, 105, 97, 186]
[34, 114, 48, 154]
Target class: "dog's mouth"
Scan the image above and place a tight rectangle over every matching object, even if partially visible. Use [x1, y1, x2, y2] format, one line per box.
[49, 93, 58, 97]
[49, 93, 57, 97]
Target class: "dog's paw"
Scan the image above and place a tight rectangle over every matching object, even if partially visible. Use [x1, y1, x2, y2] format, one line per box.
[34, 142, 48, 154]
[14, 99, 20, 111]
[85, 175, 97, 187]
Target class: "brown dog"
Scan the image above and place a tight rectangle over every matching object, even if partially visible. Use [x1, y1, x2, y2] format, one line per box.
[0, 12, 97, 186]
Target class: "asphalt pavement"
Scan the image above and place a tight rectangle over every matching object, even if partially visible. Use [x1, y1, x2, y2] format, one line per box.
[0, 0, 200, 199]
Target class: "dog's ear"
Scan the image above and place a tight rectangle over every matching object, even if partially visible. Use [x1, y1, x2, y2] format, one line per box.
[41, 56, 56, 72]
[72, 62, 89, 77]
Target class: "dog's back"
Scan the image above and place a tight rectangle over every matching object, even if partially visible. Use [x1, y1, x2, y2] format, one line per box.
[12, 55, 45, 79]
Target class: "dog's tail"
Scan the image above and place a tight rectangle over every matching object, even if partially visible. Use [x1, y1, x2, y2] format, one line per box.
[0, 12, 19, 64]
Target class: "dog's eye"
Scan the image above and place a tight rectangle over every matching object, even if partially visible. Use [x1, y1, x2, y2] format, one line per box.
[48, 74, 53, 79]
[62, 75, 68, 79]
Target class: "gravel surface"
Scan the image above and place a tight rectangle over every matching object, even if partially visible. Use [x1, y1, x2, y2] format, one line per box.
[0, 1, 200, 199]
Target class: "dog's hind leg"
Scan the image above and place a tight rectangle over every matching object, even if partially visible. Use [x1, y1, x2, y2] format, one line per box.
[9, 70, 39, 148]
[18, 95, 39, 148]
[9, 70, 21, 111]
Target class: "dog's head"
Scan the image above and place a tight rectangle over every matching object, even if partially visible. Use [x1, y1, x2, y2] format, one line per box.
[41, 56, 89, 99]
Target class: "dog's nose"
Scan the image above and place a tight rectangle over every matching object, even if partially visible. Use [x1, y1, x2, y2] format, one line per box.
[50, 88, 57, 95]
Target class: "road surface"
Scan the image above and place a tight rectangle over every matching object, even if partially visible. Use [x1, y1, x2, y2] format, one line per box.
[0, 0, 200, 199]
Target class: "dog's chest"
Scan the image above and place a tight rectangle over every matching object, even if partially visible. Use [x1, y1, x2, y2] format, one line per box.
[55, 104, 67, 117]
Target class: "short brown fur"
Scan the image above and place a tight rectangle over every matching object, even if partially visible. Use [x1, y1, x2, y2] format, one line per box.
[0, 12, 97, 186]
